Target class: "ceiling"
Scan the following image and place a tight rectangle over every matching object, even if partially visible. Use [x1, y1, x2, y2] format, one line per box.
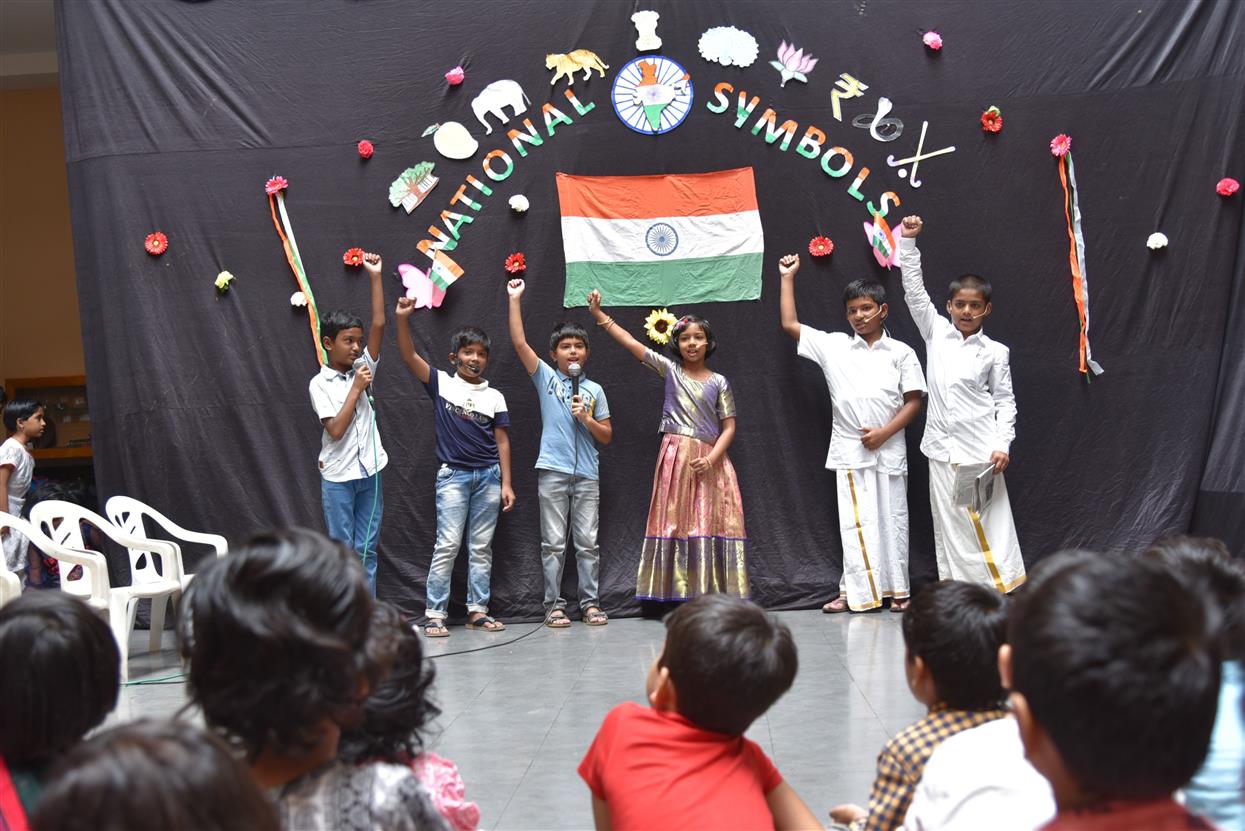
[0, 0, 58, 89]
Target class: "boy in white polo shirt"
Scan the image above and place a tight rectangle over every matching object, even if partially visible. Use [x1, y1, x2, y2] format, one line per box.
[308, 252, 388, 595]
[779, 253, 925, 613]
[897, 215, 1025, 594]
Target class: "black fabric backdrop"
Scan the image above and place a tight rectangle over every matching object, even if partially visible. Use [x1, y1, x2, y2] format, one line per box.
[56, 0, 1245, 620]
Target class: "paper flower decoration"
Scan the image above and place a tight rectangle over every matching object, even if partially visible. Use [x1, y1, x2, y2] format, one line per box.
[808, 236, 834, 257]
[215, 271, 235, 294]
[1049, 134, 1072, 157]
[343, 247, 365, 267]
[144, 231, 168, 256]
[1217, 177, 1240, 196]
[509, 194, 529, 213]
[770, 41, 817, 87]
[504, 252, 526, 274]
[981, 106, 1002, 133]
[923, 31, 943, 50]
[357, 140, 374, 159]
[446, 66, 465, 86]
[1146, 233, 1168, 250]
[644, 308, 679, 345]
[290, 291, 308, 307]
[698, 26, 759, 68]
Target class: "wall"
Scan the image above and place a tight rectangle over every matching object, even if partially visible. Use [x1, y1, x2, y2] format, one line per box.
[0, 86, 84, 386]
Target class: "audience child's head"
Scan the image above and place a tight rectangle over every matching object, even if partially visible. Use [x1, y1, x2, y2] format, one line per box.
[320, 310, 366, 371]
[667, 314, 717, 364]
[449, 326, 491, 382]
[842, 280, 888, 340]
[648, 594, 797, 735]
[30, 718, 279, 831]
[179, 528, 391, 765]
[946, 273, 992, 335]
[1003, 551, 1220, 808]
[901, 580, 1009, 710]
[0, 591, 119, 769]
[1142, 535, 1245, 663]
[3, 398, 46, 439]
[547, 322, 591, 374]
[338, 602, 441, 764]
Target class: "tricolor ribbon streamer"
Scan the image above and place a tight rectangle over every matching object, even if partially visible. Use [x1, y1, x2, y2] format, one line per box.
[1057, 153, 1104, 379]
[267, 189, 326, 365]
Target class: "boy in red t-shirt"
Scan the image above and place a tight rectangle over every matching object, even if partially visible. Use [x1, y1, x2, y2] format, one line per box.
[578, 594, 820, 830]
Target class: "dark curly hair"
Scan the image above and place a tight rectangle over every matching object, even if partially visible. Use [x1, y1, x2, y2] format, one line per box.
[31, 718, 279, 831]
[338, 602, 440, 763]
[0, 592, 120, 764]
[667, 314, 717, 360]
[178, 528, 386, 759]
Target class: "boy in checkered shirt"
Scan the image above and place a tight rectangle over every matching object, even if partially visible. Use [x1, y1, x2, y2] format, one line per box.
[830, 581, 1010, 831]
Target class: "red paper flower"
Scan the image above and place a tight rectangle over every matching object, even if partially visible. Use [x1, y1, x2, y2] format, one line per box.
[144, 231, 168, 256]
[981, 107, 1002, 133]
[923, 31, 943, 50]
[357, 140, 374, 159]
[445, 65, 465, 86]
[808, 236, 834, 257]
[1049, 134, 1072, 157]
[1216, 177, 1240, 197]
[264, 175, 289, 195]
[343, 247, 365, 267]
[504, 252, 526, 274]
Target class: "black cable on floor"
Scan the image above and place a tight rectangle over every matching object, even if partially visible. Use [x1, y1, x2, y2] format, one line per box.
[424, 622, 548, 658]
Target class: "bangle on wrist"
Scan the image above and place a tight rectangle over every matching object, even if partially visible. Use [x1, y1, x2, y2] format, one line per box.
[596, 316, 614, 327]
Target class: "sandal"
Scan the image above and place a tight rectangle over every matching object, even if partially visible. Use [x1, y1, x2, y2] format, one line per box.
[822, 597, 849, 614]
[423, 620, 450, 638]
[584, 607, 609, 626]
[889, 598, 911, 613]
[465, 614, 506, 632]
[545, 609, 572, 629]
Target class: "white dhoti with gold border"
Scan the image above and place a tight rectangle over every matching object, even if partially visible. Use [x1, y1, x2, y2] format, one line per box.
[928, 459, 1026, 593]
[835, 467, 910, 611]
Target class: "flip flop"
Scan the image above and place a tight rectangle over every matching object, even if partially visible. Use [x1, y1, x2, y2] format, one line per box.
[584, 607, 609, 626]
[822, 597, 848, 614]
[465, 614, 506, 632]
[889, 599, 911, 613]
[545, 609, 572, 629]
[423, 621, 450, 638]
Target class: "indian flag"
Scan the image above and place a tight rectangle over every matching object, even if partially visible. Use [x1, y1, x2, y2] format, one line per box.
[557, 167, 764, 307]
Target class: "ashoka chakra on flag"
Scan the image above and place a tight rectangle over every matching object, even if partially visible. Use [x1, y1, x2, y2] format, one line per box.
[556, 167, 764, 307]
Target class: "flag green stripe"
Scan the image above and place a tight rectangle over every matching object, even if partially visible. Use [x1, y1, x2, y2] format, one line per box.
[563, 253, 763, 307]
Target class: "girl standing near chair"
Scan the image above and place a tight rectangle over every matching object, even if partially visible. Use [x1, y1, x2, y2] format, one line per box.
[1, 400, 46, 586]
[587, 290, 750, 604]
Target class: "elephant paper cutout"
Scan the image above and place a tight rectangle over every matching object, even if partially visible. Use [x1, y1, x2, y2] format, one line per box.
[471, 80, 530, 135]
[546, 50, 609, 85]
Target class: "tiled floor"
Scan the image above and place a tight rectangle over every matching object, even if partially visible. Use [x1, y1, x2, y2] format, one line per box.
[116, 609, 925, 830]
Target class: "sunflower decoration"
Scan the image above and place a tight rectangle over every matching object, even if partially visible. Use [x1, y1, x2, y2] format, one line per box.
[644, 308, 679, 345]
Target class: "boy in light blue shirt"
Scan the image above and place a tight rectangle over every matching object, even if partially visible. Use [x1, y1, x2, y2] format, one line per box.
[507, 278, 613, 628]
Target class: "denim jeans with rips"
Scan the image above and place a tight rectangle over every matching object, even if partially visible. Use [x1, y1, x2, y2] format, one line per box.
[425, 463, 501, 620]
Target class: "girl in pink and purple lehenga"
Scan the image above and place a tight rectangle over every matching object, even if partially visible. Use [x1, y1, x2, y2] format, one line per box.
[588, 290, 749, 602]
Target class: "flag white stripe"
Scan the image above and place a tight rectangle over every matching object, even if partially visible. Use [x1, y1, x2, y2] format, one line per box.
[561, 211, 763, 264]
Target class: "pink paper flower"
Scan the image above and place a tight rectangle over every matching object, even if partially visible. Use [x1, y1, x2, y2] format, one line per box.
[1049, 134, 1072, 157]
[264, 175, 288, 194]
[445, 65, 465, 86]
[504, 252, 526, 274]
[357, 140, 374, 159]
[981, 107, 1002, 133]
[144, 231, 168, 256]
[808, 236, 834, 257]
[1216, 177, 1240, 197]
[923, 31, 943, 50]
[770, 41, 818, 87]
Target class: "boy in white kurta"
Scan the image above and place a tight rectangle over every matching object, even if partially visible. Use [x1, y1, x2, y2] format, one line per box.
[897, 216, 1026, 593]
[779, 254, 926, 612]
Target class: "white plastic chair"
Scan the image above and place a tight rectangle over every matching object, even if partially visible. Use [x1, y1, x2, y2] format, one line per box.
[105, 495, 228, 590]
[0, 511, 27, 608]
[1, 509, 111, 610]
[29, 500, 182, 681]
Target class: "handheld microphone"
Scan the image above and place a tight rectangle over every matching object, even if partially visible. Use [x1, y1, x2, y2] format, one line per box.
[567, 361, 582, 399]
[353, 356, 374, 402]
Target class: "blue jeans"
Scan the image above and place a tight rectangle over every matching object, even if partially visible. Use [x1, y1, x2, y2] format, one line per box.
[425, 463, 501, 619]
[322, 471, 383, 595]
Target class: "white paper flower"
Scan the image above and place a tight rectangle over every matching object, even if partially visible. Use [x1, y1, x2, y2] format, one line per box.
[1146, 232, 1168, 250]
[290, 291, 308, 307]
[509, 194, 530, 213]
[698, 26, 759, 68]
